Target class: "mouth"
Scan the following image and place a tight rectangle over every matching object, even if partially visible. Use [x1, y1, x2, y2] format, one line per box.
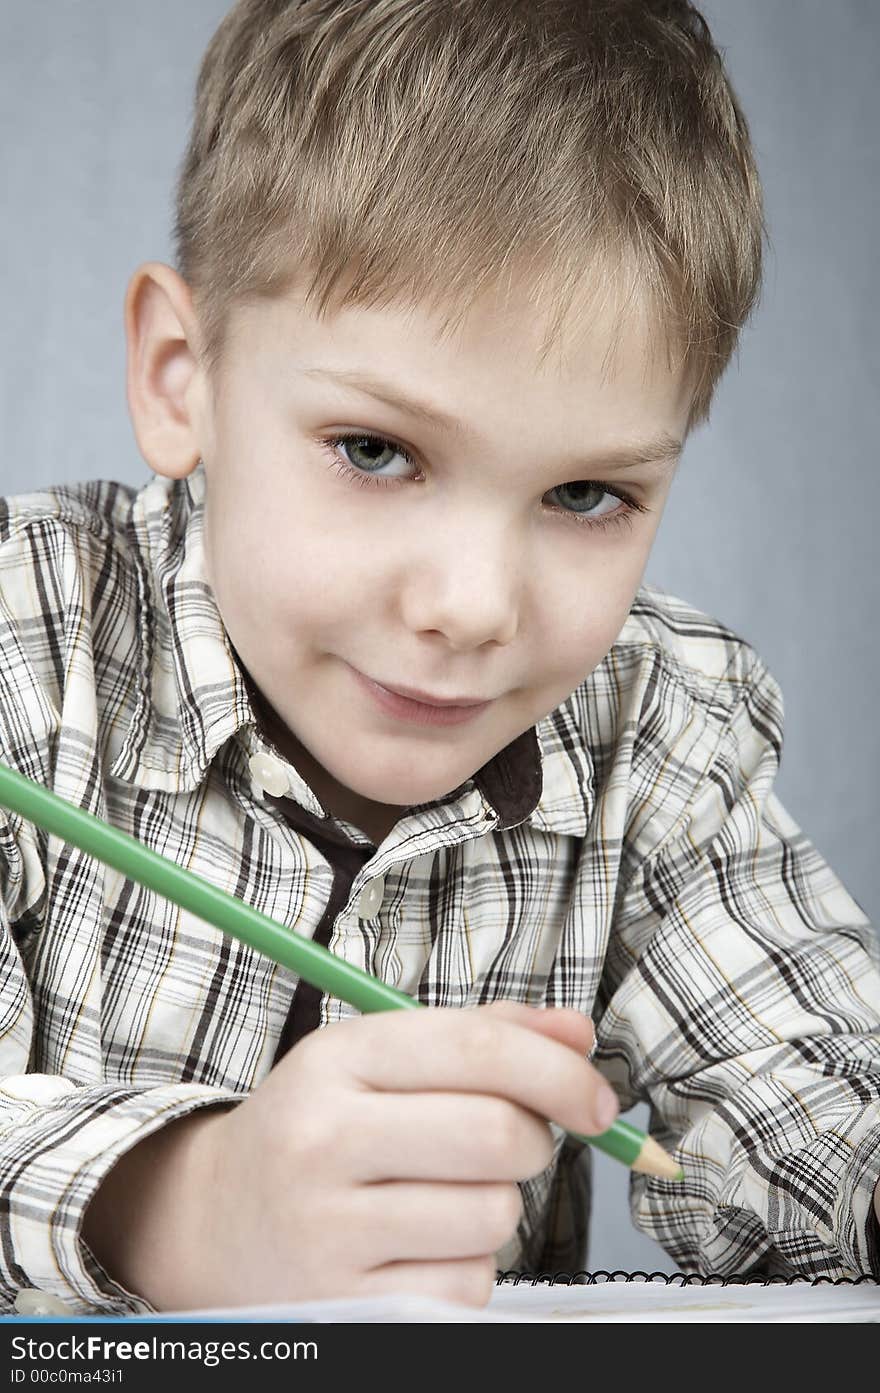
[375, 680, 490, 708]
[348, 666, 494, 728]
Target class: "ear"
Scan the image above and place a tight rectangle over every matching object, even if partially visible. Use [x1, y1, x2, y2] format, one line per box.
[124, 262, 211, 480]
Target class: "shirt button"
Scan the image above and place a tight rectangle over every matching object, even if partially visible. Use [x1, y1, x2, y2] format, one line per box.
[14, 1289, 71, 1316]
[248, 752, 289, 798]
[357, 876, 386, 919]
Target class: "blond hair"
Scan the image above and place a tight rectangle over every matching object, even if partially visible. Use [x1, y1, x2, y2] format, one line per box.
[174, 0, 766, 429]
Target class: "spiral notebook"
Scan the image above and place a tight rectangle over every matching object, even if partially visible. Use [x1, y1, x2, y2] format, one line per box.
[166, 1270, 880, 1323]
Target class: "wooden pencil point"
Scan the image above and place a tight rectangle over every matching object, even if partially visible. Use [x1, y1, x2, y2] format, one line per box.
[631, 1135, 684, 1180]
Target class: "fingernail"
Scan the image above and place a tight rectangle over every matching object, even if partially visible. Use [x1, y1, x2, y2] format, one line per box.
[595, 1084, 619, 1132]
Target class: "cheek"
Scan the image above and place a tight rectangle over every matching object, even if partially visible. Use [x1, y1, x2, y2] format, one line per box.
[533, 576, 636, 680]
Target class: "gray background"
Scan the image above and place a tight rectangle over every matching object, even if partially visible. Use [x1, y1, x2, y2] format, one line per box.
[1, 2, 877, 1274]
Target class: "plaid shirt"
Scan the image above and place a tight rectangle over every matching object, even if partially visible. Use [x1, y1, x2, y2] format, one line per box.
[0, 465, 878, 1316]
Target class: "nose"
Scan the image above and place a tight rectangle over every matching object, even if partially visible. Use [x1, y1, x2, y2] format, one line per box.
[399, 513, 521, 649]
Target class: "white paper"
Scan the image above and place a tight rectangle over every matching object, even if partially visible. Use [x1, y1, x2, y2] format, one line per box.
[158, 1279, 880, 1323]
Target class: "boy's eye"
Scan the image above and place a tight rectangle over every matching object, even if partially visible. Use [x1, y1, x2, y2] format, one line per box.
[320, 430, 650, 534]
[336, 436, 411, 475]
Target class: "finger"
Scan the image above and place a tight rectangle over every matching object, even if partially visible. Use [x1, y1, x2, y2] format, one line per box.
[358, 1255, 497, 1309]
[481, 1001, 595, 1055]
[346, 1091, 557, 1182]
[351, 1181, 522, 1264]
[325, 1008, 616, 1137]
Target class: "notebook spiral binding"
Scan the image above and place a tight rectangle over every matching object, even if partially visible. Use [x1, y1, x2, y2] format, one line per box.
[497, 1269, 877, 1286]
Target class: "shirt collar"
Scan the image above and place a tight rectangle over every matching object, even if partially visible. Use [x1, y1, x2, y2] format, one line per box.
[111, 463, 594, 837]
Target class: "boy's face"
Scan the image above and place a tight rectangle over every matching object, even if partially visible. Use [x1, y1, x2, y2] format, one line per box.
[182, 271, 691, 842]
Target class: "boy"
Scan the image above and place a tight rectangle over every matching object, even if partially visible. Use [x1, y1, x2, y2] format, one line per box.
[1, 0, 878, 1315]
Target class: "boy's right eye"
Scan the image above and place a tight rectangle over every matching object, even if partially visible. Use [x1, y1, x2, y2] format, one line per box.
[320, 432, 419, 484]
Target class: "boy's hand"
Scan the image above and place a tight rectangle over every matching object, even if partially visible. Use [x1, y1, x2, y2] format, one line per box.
[83, 1004, 614, 1310]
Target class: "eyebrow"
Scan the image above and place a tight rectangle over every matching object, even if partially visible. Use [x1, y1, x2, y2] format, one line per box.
[300, 365, 683, 472]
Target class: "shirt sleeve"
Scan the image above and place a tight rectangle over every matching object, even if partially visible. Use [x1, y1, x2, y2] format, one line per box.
[597, 653, 880, 1279]
[0, 812, 242, 1316]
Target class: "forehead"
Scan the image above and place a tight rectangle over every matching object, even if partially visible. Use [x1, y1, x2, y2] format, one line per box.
[226, 254, 693, 430]
[424, 261, 687, 395]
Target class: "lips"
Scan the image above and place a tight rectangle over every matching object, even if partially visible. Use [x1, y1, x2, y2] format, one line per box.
[348, 665, 493, 727]
[376, 680, 489, 708]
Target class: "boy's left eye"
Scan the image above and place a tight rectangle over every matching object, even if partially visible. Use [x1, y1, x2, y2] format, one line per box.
[319, 430, 650, 534]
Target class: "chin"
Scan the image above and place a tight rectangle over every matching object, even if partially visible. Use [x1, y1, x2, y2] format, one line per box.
[347, 769, 467, 808]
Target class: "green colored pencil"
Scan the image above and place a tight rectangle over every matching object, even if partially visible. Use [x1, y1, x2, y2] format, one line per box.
[0, 759, 683, 1180]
